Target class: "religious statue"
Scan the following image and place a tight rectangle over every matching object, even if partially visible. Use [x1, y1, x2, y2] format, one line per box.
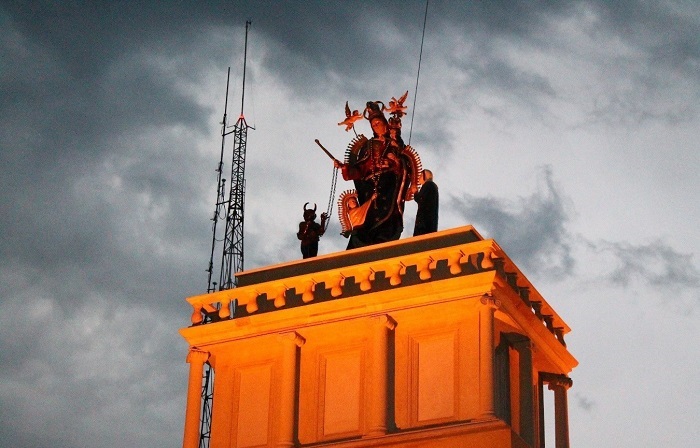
[332, 93, 422, 249]
[297, 203, 328, 258]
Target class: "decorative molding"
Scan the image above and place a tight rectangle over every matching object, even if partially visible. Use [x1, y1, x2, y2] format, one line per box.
[186, 347, 210, 365]
[480, 294, 502, 309]
[369, 314, 397, 331]
[184, 238, 570, 345]
[541, 372, 573, 390]
[278, 331, 306, 348]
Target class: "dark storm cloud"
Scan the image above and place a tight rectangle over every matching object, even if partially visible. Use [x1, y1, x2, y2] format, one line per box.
[0, 300, 186, 447]
[1, 2, 216, 159]
[427, 1, 577, 37]
[240, 2, 430, 101]
[570, 1, 700, 126]
[0, 122, 212, 310]
[406, 106, 456, 158]
[450, 166, 574, 278]
[592, 0, 700, 78]
[426, 1, 699, 129]
[1, 2, 220, 309]
[225, 2, 577, 103]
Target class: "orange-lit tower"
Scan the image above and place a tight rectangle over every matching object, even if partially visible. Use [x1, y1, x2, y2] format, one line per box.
[180, 226, 577, 448]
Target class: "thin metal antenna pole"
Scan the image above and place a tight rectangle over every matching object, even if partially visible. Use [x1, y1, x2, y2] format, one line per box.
[206, 68, 231, 293]
[240, 21, 250, 117]
[409, 0, 429, 146]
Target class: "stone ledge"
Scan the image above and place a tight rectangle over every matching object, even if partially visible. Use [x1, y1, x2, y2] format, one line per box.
[184, 225, 570, 346]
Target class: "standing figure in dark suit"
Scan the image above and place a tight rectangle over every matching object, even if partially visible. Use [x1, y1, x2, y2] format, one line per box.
[413, 169, 439, 236]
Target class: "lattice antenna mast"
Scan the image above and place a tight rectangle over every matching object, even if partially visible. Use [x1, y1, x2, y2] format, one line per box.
[219, 20, 253, 291]
[199, 21, 253, 448]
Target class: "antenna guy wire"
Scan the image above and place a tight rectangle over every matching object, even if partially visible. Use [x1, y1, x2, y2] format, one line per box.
[409, 0, 429, 146]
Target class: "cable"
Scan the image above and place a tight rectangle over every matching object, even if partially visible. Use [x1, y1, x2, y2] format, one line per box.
[408, 0, 429, 147]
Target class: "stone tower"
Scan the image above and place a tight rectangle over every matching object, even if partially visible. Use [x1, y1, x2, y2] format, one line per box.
[180, 226, 577, 447]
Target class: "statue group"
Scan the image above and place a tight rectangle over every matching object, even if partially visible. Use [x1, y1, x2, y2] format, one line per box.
[301, 92, 437, 258]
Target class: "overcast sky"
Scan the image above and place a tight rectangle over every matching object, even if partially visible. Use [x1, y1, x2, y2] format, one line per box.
[1, 1, 699, 447]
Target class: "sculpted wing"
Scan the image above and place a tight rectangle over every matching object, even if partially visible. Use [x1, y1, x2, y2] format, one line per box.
[338, 102, 363, 131]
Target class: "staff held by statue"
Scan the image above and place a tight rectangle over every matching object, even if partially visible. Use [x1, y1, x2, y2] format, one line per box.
[314, 139, 340, 164]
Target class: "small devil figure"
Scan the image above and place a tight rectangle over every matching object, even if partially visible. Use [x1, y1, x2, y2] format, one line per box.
[297, 202, 329, 259]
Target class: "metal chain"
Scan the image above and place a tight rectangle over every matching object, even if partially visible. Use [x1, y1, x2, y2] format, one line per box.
[326, 166, 339, 219]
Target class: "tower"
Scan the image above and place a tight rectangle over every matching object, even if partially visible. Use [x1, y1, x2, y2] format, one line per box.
[201, 20, 253, 447]
[180, 226, 577, 447]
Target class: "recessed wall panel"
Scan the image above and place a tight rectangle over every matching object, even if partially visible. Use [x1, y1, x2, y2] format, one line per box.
[416, 333, 456, 422]
[236, 364, 272, 447]
[321, 350, 362, 436]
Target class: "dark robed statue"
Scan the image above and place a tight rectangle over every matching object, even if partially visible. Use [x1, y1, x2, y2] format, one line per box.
[334, 96, 422, 249]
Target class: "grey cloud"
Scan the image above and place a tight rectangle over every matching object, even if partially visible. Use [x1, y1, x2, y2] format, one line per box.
[427, 1, 699, 129]
[1, 119, 213, 313]
[571, 1, 700, 126]
[592, 0, 700, 78]
[1, 6, 219, 302]
[586, 92, 696, 127]
[452, 56, 558, 123]
[0, 300, 186, 448]
[228, 2, 576, 103]
[575, 392, 596, 412]
[449, 166, 574, 278]
[589, 239, 700, 290]
[427, 1, 577, 39]
[407, 106, 457, 159]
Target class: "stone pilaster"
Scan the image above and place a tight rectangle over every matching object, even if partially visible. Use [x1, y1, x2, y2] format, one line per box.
[545, 374, 573, 448]
[512, 337, 535, 446]
[277, 332, 305, 447]
[479, 294, 501, 417]
[183, 348, 209, 448]
[366, 314, 397, 436]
